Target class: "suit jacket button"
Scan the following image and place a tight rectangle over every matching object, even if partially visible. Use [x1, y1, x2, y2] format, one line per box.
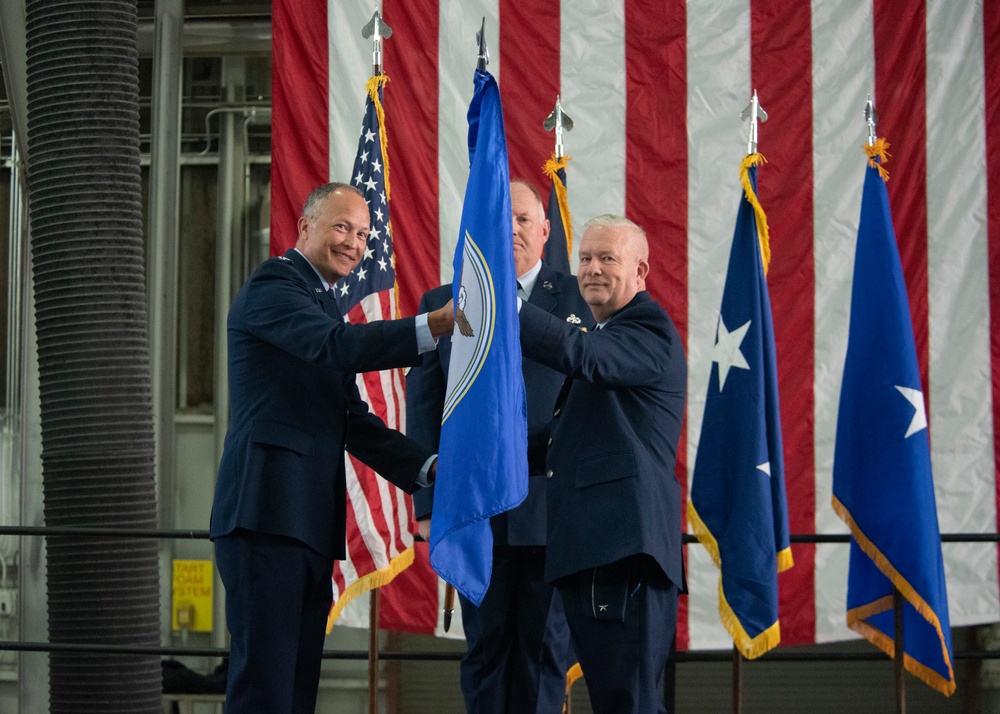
[546, 469, 554, 479]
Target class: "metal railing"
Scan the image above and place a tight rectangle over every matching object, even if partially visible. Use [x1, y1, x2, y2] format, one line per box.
[0, 524, 997, 714]
[0, 524, 995, 665]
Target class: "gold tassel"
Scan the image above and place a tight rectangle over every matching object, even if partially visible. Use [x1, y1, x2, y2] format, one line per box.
[542, 154, 574, 253]
[739, 153, 772, 275]
[864, 137, 891, 183]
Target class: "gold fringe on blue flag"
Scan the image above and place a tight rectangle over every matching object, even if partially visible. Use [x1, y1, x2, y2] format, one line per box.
[689, 155, 792, 660]
[832, 139, 955, 695]
[542, 154, 573, 257]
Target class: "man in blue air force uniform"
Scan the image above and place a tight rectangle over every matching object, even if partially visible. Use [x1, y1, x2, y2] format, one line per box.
[210, 182, 454, 713]
[517, 214, 687, 714]
[407, 180, 590, 713]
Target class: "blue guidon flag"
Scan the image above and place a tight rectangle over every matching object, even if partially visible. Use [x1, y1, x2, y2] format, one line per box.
[832, 140, 954, 696]
[429, 67, 528, 606]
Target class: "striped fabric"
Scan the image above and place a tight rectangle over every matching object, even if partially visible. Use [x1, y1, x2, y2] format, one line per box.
[274, 0, 1000, 647]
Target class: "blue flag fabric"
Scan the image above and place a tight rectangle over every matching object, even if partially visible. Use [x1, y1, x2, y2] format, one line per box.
[689, 157, 793, 659]
[542, 157, 571, 273]
[832, 145, 955, 695]
[429, 68, 528, 606]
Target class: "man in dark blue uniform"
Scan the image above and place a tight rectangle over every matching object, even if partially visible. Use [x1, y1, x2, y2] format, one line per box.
[407, 180, 590, 713]
[210, 182, 454, 713]
[517, 214, 687, 714]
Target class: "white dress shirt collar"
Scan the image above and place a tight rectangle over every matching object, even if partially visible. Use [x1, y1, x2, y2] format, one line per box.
[517, 259, 543, 301]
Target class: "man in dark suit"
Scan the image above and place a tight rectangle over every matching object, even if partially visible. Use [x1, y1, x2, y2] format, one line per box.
[517, 214, 687, 714]
[407, 180, 590, 713]
[210, 182, 454, 713]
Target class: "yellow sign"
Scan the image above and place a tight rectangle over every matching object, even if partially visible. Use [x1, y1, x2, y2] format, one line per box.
[171, 559, 213, 632]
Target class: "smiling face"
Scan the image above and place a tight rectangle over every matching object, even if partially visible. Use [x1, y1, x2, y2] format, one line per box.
[295, 188, 371, 283]
[510, 181, 550, 278]
[576, 222, 649, 323]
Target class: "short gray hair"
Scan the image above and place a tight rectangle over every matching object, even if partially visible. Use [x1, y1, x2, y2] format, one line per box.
[582, 213, 646, 239]
[510, 178, 544, 207]
[301, 182, 365, 221]
[582, 214, 648, 261]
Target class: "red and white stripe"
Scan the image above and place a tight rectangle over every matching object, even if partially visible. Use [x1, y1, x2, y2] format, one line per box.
[278, 0, 1000, 645]
[273, 0, 421, 629]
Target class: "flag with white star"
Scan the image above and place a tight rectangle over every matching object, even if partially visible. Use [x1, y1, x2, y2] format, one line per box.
[832, 142, 954, 695]
[689, 155, 793, 659]
[326, 76, 418, 629]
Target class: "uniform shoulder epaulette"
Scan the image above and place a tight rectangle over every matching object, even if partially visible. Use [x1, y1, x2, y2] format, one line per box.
[274, 255, 292, 263]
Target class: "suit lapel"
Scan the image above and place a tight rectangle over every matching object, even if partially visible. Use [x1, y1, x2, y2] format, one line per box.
[286, 249, 343, 321]
[528, 263, 559, 314]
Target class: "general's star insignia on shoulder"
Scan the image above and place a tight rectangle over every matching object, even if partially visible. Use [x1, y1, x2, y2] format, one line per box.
[275, 256, 291, 262]
[566, 314, 582, 324]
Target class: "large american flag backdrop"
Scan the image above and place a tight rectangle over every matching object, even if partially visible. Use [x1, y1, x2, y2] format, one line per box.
[272, 0, 1000, 649]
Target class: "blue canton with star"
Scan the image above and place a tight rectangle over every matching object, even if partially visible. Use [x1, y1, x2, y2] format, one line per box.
[333, 86, 395, 316]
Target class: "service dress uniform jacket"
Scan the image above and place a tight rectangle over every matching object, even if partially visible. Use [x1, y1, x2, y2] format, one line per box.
[210, 248, 435, 713]
[408, 262, 593, 542]
[210, 248, 431, 558]
[518, 290, 687, 588]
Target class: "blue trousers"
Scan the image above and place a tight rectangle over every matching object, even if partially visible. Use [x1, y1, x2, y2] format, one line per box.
[556, 555, 679, 714]
[215, 530, 333, 714]
[459, 544, 576, 714]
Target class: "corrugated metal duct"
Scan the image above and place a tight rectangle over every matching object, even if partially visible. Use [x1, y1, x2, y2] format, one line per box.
[24, 1, 161, 711]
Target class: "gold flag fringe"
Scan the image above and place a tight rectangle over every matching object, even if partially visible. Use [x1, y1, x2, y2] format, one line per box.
[364, 74, 403, 320]
[542, 154, 573, 255]
[739, 153, 772, 275]
[687, 501, 787, 659]
[326, 545, 415, 632]
[719, 582, 782, 660]
[366, 74, 391, 200]
[562, 663, 584, 714]
[832, 495, 956, 695]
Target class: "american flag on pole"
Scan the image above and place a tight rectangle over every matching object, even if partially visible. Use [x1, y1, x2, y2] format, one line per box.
[274, 0, 1000, 645]
[324, 74, 416, 627]
[272, 2, 417, 628]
